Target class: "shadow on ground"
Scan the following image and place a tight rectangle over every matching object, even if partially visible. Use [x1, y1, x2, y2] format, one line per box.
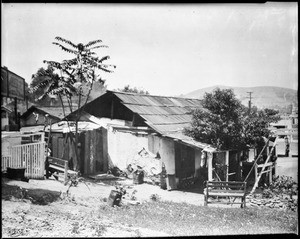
[2, 178, 61, 205]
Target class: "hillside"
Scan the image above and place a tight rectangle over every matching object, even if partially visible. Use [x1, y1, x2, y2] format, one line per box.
[181, 85, 298, 113]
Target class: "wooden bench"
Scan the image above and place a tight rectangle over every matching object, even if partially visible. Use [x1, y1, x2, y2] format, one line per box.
[204, 181, 247, 208]
[46, 156, 78, 182]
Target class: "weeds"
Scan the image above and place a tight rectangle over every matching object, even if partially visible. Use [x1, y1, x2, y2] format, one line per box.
[263, 175, 298, 198]
[71, 222, 80, 234]
[96, 200, 298, 235]
[150, 194, 160, 201]
[91, 223, 107, 236]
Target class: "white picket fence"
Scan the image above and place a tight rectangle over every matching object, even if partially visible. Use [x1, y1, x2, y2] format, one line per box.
[1, 142, 45, 179]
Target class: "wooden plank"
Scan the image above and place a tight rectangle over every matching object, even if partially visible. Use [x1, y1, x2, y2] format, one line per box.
[95, 129, 101, 172]
[207, 181, 246, 185]
[27, 144, 31, 178]
[28, 144, 32, 178]
[91, 129, 97, 175]
[208, 190, 245, 194]
[207, 153, 213, 181]
[33, 144, 37, 178]
[208, 193, 245, 197]
[41, 143, 44, 178]
[207, 201, 243, 205]
[102, 127, 108, 172]
[257, 162, 273, 168]
[84, 130, 90, 175]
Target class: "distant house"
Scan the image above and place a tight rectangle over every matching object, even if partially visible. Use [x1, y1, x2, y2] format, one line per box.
[20, 105, 71, 132]
[57, 90, 245, 189]
[269, 104, 298, 157]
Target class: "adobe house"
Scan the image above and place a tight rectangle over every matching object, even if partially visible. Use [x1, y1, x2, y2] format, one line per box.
[62, 91, 244, 189]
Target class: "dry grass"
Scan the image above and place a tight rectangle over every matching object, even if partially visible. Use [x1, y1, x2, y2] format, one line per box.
[98, 200, 298, 236]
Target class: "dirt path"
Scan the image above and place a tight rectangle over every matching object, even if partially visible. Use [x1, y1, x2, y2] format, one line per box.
[3, 177, 208, 205]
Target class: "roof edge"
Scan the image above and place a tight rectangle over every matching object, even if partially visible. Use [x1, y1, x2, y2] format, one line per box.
[107, 90, 203, 101]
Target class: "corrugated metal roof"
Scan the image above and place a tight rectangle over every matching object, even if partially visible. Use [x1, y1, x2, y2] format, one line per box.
[112, 91, 202, 134]
[164, 132, 217, 151]
[141, 114, 191, 125]
[21, 106, 72, 120]
[113, 91, 201, 108]
[40, 107, 72, 119]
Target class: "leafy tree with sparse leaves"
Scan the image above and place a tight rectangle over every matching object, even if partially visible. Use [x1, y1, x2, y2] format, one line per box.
[30, 36, 115, 170]
[184, 88, 280, 151]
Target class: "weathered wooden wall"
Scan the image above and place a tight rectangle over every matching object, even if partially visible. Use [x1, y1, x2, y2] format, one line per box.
[82, 128, 108, 175]
[50, 127, 108, 175]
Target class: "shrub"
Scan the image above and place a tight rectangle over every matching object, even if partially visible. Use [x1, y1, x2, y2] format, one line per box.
[263, 175, 298, 198]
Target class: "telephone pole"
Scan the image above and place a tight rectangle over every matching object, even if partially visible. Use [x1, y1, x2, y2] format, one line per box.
[247, 92, 253, 114]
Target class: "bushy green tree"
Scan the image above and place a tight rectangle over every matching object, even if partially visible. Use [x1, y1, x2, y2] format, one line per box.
[184, 88, 280, 150]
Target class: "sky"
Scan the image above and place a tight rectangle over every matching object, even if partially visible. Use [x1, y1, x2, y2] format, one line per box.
[1, 2, 298, 96]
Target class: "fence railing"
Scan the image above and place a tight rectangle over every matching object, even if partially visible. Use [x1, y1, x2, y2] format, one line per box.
[2, 142, 45, 179]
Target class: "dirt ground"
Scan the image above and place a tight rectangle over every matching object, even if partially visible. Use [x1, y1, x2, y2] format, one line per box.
[1, 175, 244, 237]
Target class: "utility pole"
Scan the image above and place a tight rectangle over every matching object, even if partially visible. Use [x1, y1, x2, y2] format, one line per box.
[247, 92, 253, 114]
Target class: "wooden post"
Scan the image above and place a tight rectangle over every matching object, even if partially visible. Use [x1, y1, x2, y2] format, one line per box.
[41, 132, 45, 142]
[225, 151, 229, 181]
[207, 152, 213, 181]
[102, 127, 108, 172]
[274, 160, 277, 178]
[269, 165, 272, 184]
[254, 163, 257, 184]
[64, 161, 68, 185]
